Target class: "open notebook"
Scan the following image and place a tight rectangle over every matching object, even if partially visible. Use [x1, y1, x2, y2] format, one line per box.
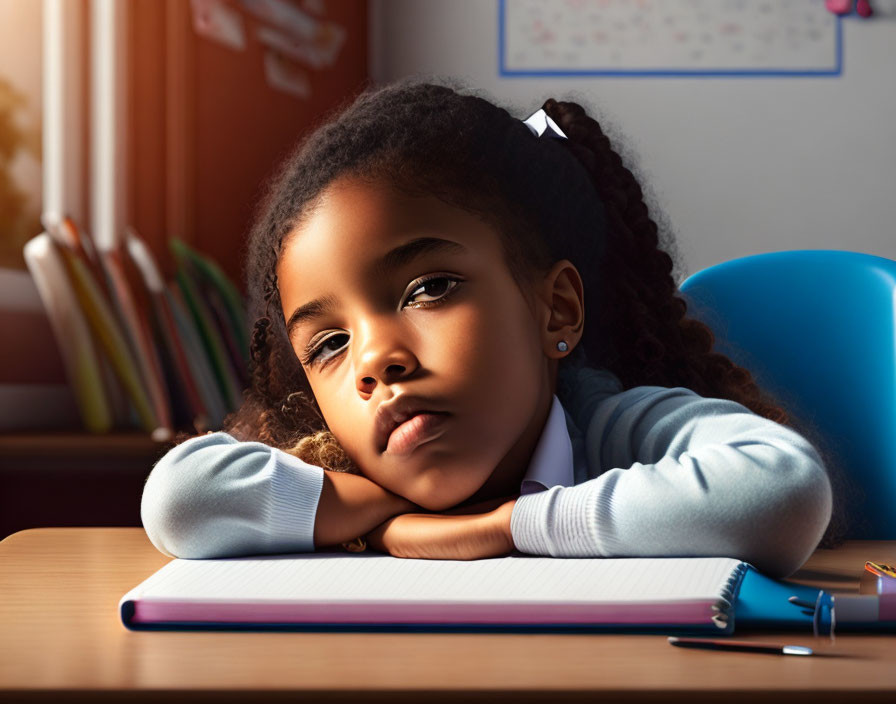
[120, 552, 753, 634]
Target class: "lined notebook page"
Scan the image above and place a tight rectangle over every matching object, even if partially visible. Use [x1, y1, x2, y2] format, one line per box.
[126, 554, 745, 605]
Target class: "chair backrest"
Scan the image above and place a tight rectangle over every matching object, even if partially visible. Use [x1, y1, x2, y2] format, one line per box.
[679, 250, 896, 539]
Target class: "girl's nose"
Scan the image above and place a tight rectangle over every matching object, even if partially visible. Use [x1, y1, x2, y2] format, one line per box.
[358, 365, 406, 394]
[355, 332, 418, 394]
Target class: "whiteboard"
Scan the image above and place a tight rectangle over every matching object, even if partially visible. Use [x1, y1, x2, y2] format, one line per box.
[500, 0, 841, 76]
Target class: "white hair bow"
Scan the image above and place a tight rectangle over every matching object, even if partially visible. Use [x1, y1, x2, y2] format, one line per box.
[522, 108, 568, 140]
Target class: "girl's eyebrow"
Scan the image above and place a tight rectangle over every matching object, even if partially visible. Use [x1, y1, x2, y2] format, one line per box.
[368, 236, 467, 279]
[285, 236, 468, 337]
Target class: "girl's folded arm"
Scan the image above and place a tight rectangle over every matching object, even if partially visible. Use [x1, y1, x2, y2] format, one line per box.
[141, 432, 418, 559]
[510, 381, 833, 579]
[140, 432, 325, 559]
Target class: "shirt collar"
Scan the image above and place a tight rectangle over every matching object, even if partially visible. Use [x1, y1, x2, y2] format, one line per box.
[519, 394, 576, 495]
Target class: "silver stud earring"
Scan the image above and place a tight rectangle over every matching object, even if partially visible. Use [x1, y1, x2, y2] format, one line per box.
[557, 340, 569, 352]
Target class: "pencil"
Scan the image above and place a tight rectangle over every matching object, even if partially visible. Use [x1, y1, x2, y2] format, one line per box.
[667, 637, 813, 656]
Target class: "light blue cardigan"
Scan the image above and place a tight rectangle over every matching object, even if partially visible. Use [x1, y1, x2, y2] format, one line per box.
[140, 365, 832, 578]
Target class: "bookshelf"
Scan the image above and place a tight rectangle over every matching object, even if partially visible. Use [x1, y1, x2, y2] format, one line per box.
[0, 431, 172, 541]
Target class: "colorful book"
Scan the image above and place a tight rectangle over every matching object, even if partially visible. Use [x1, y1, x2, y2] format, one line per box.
[56, 241, 161, 436]
[23, 234, 113, 433]
[171, 243, 242, 410]
[126, 230, 209, 432]
[199, 280, 250, 391]
[167, 284, 229, 429]
[48, 217, 132, 426]
[42, 218, 160, 435]
[170, 238, 248, 363]
[98, 246, 174, 441]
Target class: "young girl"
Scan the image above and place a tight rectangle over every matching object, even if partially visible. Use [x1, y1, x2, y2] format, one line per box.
[141, 79, 842, 578]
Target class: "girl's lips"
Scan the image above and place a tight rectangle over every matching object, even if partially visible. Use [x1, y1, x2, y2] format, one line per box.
[385, 412, 450, 456]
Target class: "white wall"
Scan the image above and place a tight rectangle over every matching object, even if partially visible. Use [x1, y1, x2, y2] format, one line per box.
[370, 0, 896, 283]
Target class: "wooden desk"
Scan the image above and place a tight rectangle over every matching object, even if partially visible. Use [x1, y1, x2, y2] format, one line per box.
[1, 529, 894, 703]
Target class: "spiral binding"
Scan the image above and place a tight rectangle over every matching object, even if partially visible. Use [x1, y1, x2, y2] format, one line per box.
[711, 561, 751, 630]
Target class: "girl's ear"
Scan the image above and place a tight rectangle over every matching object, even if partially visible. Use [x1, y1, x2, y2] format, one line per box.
[536, 259, 585, 359]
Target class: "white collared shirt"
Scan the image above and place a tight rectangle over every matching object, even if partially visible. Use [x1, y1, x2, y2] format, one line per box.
[519, 395, 575, 496]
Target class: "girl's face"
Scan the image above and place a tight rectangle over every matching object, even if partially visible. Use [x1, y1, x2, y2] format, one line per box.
[277, 175, 582, 510]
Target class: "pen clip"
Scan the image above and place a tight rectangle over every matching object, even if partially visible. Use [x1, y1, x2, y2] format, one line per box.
[788, 592, 836, 642]
[813, 590, 836, 642]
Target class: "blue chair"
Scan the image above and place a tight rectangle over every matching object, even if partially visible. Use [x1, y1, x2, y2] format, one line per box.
[679, 250, 896, 540]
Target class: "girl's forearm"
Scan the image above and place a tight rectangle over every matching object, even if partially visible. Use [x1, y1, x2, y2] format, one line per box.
[313, 470, 418, 548]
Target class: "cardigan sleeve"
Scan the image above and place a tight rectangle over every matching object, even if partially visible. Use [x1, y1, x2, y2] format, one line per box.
[140, 432, 325, 559]
[510, 367, 833, 578]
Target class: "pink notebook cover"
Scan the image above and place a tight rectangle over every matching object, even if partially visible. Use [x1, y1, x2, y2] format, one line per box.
[130, 598, 720, 626]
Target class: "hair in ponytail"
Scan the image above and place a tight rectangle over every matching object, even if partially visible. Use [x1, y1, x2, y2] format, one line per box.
[540, 98, 855, 547]
[222, 78, 852, 546]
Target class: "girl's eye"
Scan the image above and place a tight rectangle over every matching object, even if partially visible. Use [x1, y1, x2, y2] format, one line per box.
[301, 275, 462, 367]
[300, 333, 350, 366]
[404, 275, 460, 307]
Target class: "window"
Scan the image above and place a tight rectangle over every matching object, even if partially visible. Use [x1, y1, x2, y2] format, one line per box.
[0, 0, 43, 270]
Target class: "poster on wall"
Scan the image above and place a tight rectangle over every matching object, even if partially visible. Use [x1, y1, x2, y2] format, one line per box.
[189, 0, 347, 100]
[190, 0, 248, 51]
[500, 0, 842, 77]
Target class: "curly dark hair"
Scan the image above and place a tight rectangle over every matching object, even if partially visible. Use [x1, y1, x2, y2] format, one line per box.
[223, 78, 852, 548]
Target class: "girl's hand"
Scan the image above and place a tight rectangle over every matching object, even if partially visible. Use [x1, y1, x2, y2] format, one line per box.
[363, 497, 518, 560]
[314, 469, 421, 549]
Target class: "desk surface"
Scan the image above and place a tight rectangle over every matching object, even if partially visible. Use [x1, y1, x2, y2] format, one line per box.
[1, 528, 894, 703]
